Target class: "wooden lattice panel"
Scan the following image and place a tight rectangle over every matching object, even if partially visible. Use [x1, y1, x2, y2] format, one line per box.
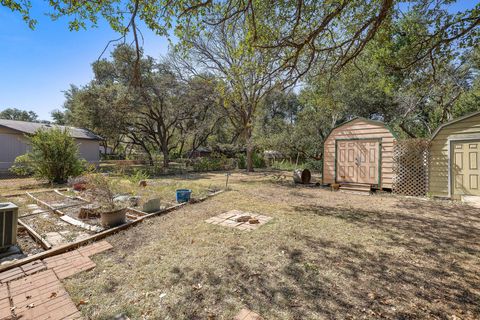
[392, 139, 430, 196]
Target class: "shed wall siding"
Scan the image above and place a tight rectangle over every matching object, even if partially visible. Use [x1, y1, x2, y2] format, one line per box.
[323, 119, 396, 188]
[429, 113, 480, 197]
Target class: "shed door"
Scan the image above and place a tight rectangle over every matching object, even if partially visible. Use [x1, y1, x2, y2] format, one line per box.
[452, 141, 480, 196]
[336, 140, 379, 184]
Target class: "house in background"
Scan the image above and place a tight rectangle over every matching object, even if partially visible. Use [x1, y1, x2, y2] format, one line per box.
[0, 119, 102, 172]
[323, 117, 397, 192]
[429, 110, 480, 199]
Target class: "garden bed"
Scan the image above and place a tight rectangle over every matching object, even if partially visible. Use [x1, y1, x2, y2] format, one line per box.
[21, 213, 94, 246]
[16, 227, 45, 256]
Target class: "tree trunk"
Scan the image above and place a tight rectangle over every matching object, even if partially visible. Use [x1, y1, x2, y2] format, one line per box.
[246, 145, 254, 172]
[245, 127, 254, 172]
[145, 150, 154, 166]
[162, 148, 169, 169]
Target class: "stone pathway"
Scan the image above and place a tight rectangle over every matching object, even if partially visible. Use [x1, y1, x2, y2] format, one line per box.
[0, 241, 112, 320]
[205, 210, 273, 231]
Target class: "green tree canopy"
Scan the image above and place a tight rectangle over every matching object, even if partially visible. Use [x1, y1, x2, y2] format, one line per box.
[0, 108, 38, 122]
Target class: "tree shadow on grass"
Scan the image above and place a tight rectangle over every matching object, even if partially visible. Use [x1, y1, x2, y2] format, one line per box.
[288, 201, 480, 319]
[159, 197, 480, 319]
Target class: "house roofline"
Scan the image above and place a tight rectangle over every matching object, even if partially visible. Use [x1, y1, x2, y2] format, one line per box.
[0, 121, 103, 141]
[323, 116, 398, 143]
[431, 110, 480, 140]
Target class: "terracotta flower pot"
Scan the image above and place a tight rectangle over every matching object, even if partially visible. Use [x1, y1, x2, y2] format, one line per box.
[73, 183, 87, 191]
[101, 208, 127, 227]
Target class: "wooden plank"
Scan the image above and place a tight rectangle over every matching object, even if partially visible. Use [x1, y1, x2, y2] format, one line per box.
[59, 215, 104, 232]
[127, 207, 148, 216]
[18, 219, 52, 250]
[26, 192, 60, 215]
[54, 189, 90, 203]
[0, 190, 224, 273]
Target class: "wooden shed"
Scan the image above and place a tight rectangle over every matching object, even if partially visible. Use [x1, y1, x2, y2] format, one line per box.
[429, 111, 480, 199]
[323, 117, 397, 190]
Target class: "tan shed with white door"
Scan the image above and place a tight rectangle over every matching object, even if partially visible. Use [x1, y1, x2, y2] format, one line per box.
[323, 117, 397, 189]
[429, 111, 480, 199]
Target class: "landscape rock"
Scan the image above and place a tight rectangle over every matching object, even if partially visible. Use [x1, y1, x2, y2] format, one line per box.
[142, 198, 161, 213]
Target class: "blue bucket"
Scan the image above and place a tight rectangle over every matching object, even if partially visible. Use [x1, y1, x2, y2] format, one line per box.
[176, 189, 192, 203]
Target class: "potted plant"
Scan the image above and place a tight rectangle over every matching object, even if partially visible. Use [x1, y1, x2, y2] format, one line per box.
[83, 174, 127, 227]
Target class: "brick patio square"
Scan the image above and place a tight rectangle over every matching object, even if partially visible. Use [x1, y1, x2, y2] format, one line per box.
[206, 210, 272, 231]
[0, 267, 25, 284]
[0, 240, 114, 320]
[234, 308, 263, 320]
[20, 260, 47, 276]
[0, 297, 11, 320]
[77, 241, 113, 257]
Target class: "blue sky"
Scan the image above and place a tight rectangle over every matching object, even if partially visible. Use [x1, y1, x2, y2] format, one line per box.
[0, 2, 171, 120]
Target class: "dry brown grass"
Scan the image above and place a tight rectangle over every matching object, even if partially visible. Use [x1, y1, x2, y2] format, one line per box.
[8, 172, 480, 319]
[0, 177, 53, 196]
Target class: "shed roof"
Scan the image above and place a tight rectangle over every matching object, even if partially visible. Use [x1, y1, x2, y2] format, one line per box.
[324, 116, 398, 141]
[431, 110, 480, 140]
[0, 119, 102, 140]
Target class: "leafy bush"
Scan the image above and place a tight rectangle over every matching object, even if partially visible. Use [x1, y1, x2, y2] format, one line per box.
[304, 159, 323, 172]
[10, 128, 85, 183]
[9, 154, 34, 176]
[128, 168, 150, 184]
[252, 152, 266, 168]
[236, 152, 266, 169]
[237, 154, 246, 169]
[192, 157, 223, 172]
[270, 160, 297, 171]
[192, 153, 232, 172]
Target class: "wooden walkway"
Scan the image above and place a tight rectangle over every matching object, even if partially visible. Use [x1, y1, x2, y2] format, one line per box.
[0, 241, 112, 320]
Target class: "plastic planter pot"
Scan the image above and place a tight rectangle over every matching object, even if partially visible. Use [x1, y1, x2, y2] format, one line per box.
[176, 189, 192, 203]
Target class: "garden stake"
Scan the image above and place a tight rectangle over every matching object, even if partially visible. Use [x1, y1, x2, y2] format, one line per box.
[225, 172, 231, 190]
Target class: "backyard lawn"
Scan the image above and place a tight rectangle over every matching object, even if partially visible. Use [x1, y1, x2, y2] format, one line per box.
[5, 172, 480, 319]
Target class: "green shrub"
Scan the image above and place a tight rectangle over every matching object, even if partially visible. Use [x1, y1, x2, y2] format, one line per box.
[192, 153, 232, 172]
[128, 168, 150, 184]
[10, 128, 85, 183]
[9, 154, 34, 176]
[252, 152, 266, 168]
[304, 159, 323, 172]
[236, 152, 266, 169]
[237, 154, 246, 169]
[270, 160, 297, 171]
[192, 157, 222, 172]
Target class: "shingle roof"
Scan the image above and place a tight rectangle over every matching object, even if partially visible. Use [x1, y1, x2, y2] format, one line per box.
[0, 119, 103, 140]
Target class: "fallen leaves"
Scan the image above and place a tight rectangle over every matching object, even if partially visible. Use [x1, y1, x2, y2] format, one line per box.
[77, 300, 89, 307]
